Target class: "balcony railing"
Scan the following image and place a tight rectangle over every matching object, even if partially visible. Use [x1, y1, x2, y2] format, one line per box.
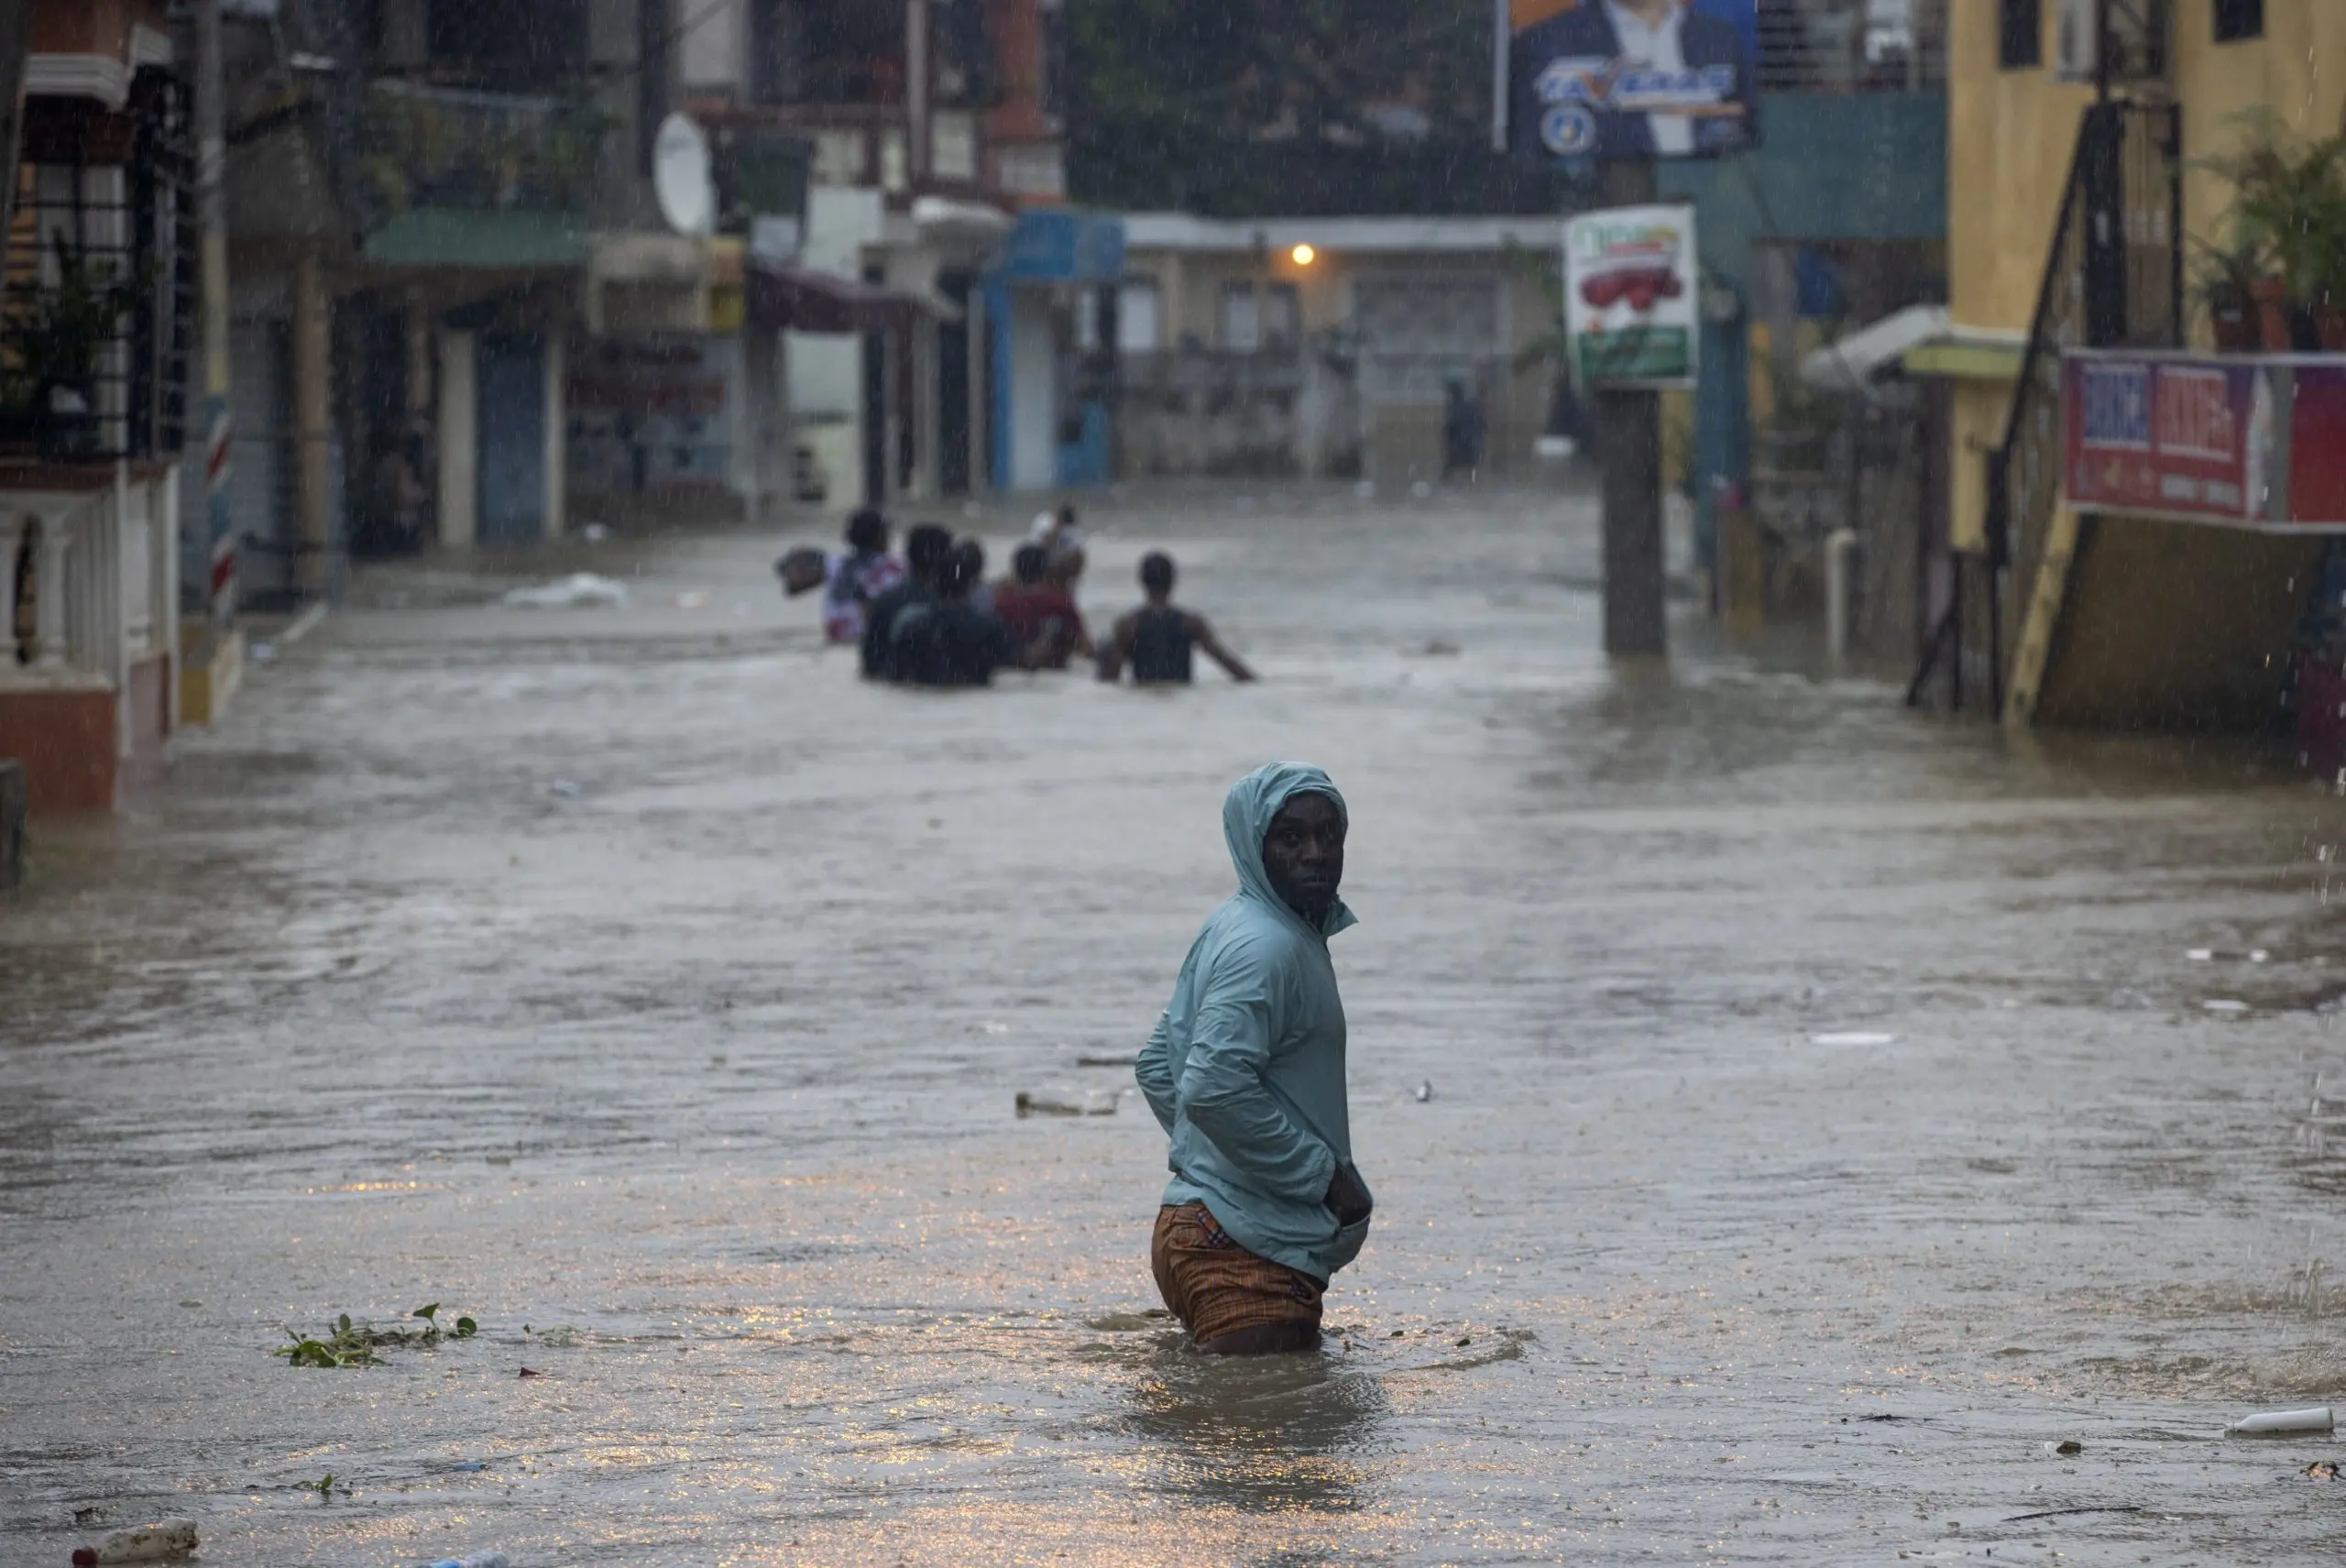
[2, 463, 179, 710]
[351, 80, 612, 226]
[1758, 0, 1947, 93]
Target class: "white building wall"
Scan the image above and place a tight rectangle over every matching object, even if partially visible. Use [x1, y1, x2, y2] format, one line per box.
[787, 187, 887, 508]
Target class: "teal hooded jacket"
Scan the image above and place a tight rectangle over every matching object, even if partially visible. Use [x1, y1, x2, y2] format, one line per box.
[1135, 762, 1372, 1282]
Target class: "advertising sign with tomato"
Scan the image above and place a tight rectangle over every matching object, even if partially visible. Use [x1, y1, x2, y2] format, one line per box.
[1563, 203, 1700, 389]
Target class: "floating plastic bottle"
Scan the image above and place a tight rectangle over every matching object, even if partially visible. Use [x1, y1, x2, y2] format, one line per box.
[421, 1554, 510, 1568]
[2224, 1404, 2334, 1435]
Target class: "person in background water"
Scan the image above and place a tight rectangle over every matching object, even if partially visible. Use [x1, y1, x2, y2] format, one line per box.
[992, 543, 1091, 670]
[1442, 375, 1485, 481]
[776, 510, 904, 643]
[1137, 763, 1371, 1354]
[1031, 501, 1087, 588]
[820, 509, 906, 643]
[861, 524, 953, 680]
[890, 539, 1027, 687]
[1098, 552, 1255, 685]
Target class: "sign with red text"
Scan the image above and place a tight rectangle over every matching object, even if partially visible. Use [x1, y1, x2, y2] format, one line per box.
[2064, 354, 2267, 523]
[2064, 350, 2346, 532]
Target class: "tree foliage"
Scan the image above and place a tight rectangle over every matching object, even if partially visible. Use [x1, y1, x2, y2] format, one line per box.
[1066, 0, 1580, 216]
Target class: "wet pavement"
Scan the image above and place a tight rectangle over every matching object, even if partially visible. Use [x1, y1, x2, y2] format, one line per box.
[6, 480, 2346, 1564]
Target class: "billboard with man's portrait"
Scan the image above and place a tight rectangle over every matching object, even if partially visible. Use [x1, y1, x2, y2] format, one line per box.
[1496, 0, 1760, 162]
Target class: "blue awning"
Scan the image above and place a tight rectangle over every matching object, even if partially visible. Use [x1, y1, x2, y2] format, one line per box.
[992, 209, 1125, 285]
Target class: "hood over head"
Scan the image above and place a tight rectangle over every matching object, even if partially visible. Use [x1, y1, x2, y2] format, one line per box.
[1222, 762, 1357, 938]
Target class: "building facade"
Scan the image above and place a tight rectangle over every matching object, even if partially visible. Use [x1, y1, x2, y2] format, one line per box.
[1112, 215, 1567, 484]
[0, 0, 192, 812]
[680, 0, 1069, 512]
[1923, 0, 2346, 727]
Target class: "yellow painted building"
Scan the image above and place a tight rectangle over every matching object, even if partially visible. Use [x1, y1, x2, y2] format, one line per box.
[1942, 0, 2346, 554]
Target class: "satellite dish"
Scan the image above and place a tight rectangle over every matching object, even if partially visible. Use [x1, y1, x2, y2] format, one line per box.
[653, 113, 715, 238]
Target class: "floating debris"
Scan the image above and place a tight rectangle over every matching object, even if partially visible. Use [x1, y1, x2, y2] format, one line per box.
[500, 573, 629, 609]
[2055, 1439, 2083, 1455]
[2203, 999, 2252, 1014]
[1414, 1080, 1434, 1102]
[2226, 1404, 2332, 1435]
[71, 1519, 197, 1565]
[276, 1306, 477, 1368]
[1810, 1031, 1897, 1047]
[1016, 1090, 1116, 1118]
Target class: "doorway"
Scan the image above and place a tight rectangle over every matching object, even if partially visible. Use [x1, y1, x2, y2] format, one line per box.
[477, 333, 545, 545]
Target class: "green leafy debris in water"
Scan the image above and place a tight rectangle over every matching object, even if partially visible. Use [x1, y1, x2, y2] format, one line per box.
[275, 1304, 483, 1366]
[295, 1473, 337, 1500]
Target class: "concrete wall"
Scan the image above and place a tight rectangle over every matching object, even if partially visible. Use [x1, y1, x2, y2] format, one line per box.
[436, 330, 477, 549]
[2037, 517, 2324, 729]
[0, 687, 117, 812]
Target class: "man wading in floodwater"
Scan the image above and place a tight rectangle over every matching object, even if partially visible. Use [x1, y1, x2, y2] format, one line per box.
[1136, 763, 1373, 1354]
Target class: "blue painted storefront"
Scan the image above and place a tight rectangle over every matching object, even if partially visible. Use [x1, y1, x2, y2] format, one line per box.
[1659, 92, 1947, 561]
[985, 209, 1126, 492]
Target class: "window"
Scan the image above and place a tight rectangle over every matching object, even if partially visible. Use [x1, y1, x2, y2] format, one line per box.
[1117, 280, 1161, 354]
[1999, 0, 2041, 69]
[2214, 0, 2263, 43]
[1263, 283, 1300, 348]
[1220, 283, 1260, 352]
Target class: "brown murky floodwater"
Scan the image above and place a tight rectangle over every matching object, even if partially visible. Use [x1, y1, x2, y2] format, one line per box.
[6, 482, 2346, 1565]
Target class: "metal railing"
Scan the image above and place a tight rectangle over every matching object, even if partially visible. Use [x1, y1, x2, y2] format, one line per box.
[5, 69, 195, 465]
[1758, 0, 1947, 93]
[3, 466, 180, 722]
[1960, 100, 2180, 716]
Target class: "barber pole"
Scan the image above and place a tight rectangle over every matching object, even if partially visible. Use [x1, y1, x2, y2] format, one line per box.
[195, 0, 234, 620]
[205, 399, 234, 604]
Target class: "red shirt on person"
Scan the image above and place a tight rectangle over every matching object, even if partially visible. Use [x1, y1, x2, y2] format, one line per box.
[991, 581, 1088, 666]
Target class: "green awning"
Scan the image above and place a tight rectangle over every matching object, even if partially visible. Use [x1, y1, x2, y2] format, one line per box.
[360, 210, 589, 270]
[1902, 337, 2027, 381]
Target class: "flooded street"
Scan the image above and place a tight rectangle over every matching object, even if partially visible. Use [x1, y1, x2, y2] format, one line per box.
[7, 482, 2346, 1564]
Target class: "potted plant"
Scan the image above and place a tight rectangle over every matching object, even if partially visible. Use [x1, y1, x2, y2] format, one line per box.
[2190, 232, 2273, 352]
[4, 235, 143, 461]
[2201, 113, 2346, 351]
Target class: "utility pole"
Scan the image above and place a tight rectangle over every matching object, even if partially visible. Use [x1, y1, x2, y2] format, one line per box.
[194, 0, 235, 621]
[1597, 157, 1665, 658]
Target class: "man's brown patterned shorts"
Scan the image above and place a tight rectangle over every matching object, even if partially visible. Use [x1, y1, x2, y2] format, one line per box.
[1150, 1201, 1325, 1343]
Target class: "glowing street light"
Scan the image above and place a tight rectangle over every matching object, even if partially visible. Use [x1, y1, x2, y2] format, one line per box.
[1290, 243, 1317, 267]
